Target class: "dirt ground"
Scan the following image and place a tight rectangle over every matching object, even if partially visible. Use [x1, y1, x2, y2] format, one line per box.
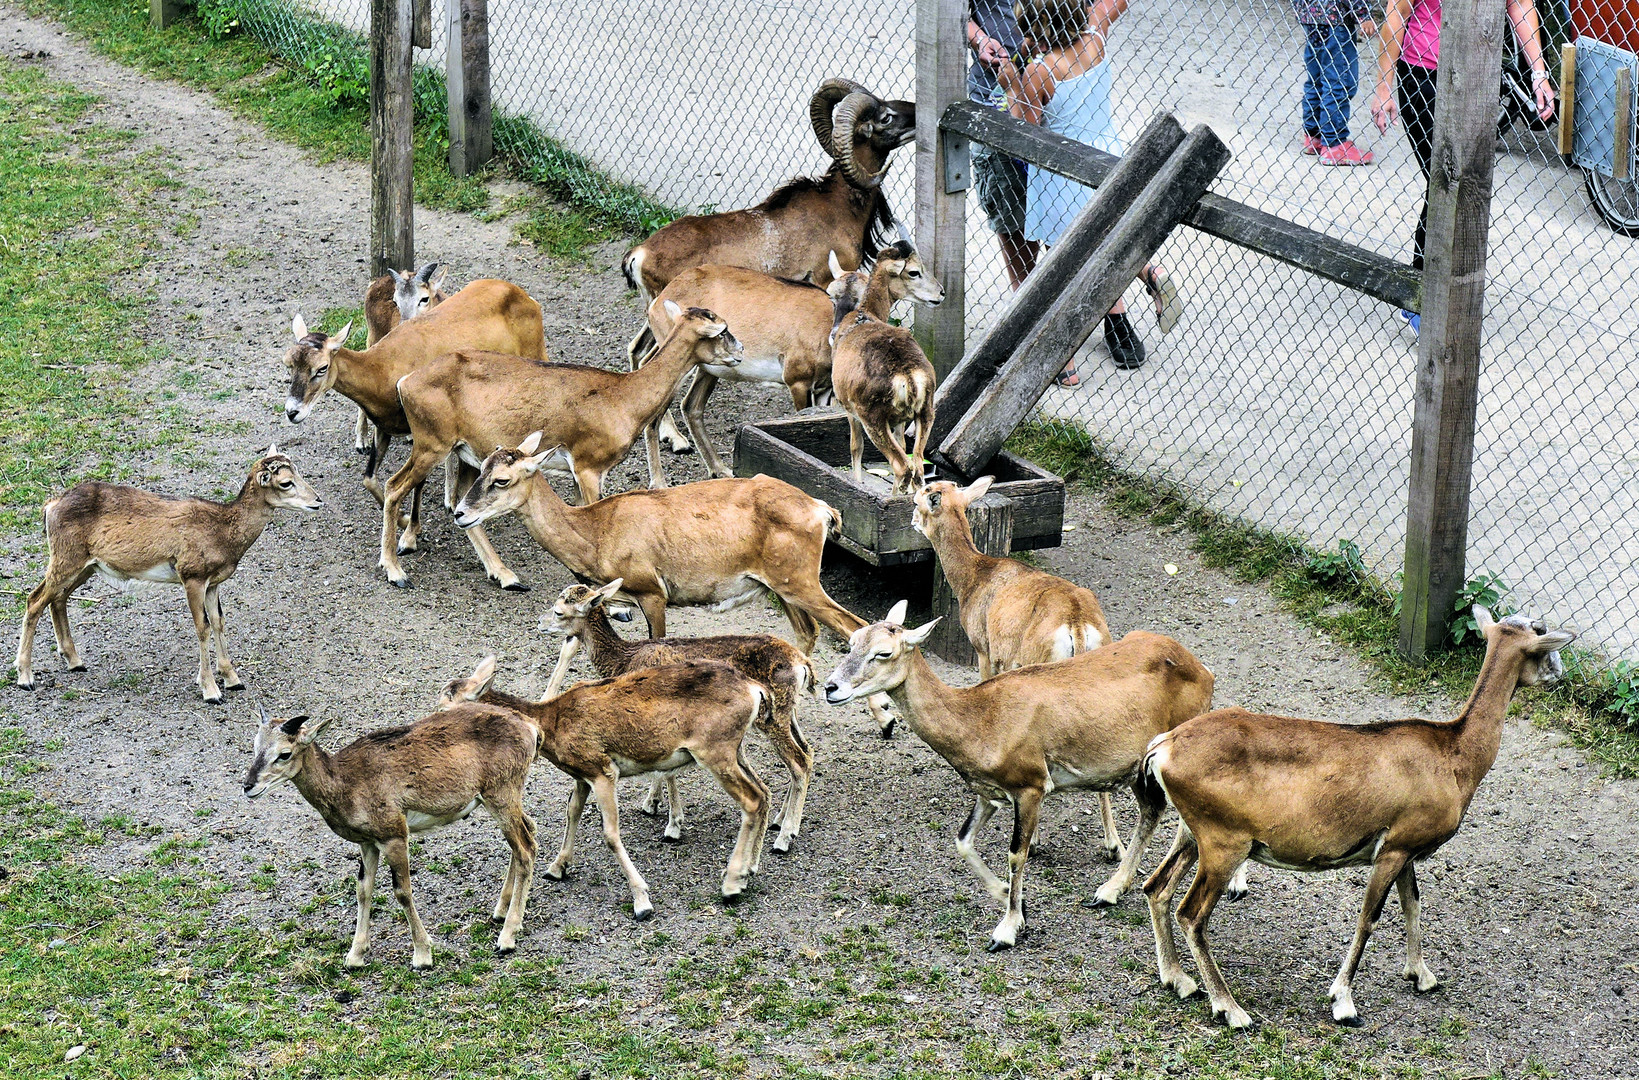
[2, 12, 1636, 1077]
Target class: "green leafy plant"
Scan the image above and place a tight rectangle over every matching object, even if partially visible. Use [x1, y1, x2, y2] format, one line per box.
[308, 41, 368, 108]
[1448, 572, 1515, 647]
[1306, 538, 1366, 586]
[1595, 659, 1639, 731]
[195, 0, 241, 39]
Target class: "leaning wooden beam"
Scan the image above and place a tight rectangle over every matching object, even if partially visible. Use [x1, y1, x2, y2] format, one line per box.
[941, 102, 1422, 313]
[938, 125, 1230, 478]
[928, 112, 1186, 453]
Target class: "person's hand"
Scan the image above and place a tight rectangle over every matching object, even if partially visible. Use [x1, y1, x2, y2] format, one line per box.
[995, 57, 1022, 91]
[1533, 72, 1557, 121]
[1359, 18, 1377, 38]
[975, 35, 1009, 70]
[1371, 82, 1398, 132]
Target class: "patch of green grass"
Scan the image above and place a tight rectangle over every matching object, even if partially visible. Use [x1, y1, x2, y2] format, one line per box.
[1006, 420, 1639, 777]
[19, 0, 490, 215]
[317, 306, 367, 349]
[28, 0, 681, 247]
[0, 61, 187, 537]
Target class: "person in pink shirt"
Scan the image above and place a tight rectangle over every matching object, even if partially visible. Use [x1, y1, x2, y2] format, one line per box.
[1371, 0, 1555, 332]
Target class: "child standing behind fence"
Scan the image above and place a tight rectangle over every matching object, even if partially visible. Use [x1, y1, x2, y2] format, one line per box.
[997, 0, 1181, 376]
[1292, 0, 1377, 165]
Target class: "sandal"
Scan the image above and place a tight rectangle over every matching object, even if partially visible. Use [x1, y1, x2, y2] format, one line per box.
[1140, 266, 1182, 335]
[1055, 361, 1081, 387]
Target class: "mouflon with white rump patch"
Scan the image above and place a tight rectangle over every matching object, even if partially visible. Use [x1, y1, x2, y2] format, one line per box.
[15, 448, 321, 702]
[822, 601, 1213, 951]
[912, 475, 1126, 859]
[1140, 607, 1575, 1030]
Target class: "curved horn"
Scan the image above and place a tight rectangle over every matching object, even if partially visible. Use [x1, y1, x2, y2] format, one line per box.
[810, 78, 872, 159]
[833, 92, 886, 189]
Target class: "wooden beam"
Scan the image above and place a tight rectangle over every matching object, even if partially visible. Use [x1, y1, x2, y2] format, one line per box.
[941, 102, 1423, 312]
[369, 0, 415, 278]
[929, 112, 1186, 455]
[1557, 43, 1577, 157]
[412, 0, 432, 49]
[913, 0, 967, 381]
[446, 0, 493, 177]
[149, 0, 182, 29]
[938, 125, 1230, 477]
[1397, 0, 1506, 661]
[927, 493, 1012, 665]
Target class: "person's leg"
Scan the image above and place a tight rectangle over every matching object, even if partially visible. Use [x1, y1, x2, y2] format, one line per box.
[998, 232, 1039, 291]
[1301, 23, 1325, 144]
[1316, 23, 1371, 162]
[1398, 60, 1437, 270]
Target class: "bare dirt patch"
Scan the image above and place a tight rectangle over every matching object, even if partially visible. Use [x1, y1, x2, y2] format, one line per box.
[3, 11, 1636, 1076]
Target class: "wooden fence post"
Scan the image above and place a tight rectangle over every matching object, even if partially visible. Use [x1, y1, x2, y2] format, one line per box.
[412, 0, 431, 49]
[913, 0, 967, 381]
[149, 0, 182, 29]
[369, 0, 415, 278]
[1397, 0, 1506, 661]
[447, 0, 493, 177]
[927, 493, 1012, 664]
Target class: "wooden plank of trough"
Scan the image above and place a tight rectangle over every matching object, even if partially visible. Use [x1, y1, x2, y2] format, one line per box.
[940, 125, 1230, 477]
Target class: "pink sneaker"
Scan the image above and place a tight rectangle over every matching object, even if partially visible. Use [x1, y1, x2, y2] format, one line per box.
[1318, 140, 1374, 166]
[1301, 134, 1324, 155]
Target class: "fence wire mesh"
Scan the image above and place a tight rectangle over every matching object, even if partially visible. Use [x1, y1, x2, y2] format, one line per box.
[216, 0, 1637, 672]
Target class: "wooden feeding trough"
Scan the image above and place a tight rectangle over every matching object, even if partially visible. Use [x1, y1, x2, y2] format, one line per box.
[732, 112, 1230, 663]
[733, 413, 1063, 567]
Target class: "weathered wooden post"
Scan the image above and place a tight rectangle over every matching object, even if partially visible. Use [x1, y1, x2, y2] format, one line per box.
[913, 0, 967, 380]
[149, 0, 182, 29]
[369, 0, 416, 278]
[1397, 0, 1507, 661]
[412, 0, 431, 49]
[447, 0, 493, 177]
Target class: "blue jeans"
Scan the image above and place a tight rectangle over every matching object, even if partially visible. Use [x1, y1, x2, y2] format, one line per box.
[1301, 22, 1359, 146]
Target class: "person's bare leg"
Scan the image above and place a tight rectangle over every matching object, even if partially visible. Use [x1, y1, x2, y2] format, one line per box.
[997, 232, 1039, 292]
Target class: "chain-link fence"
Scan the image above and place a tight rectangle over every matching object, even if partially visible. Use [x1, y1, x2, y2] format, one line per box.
[213, 0, 1636, 672]
[964, 0, 1639, 674]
